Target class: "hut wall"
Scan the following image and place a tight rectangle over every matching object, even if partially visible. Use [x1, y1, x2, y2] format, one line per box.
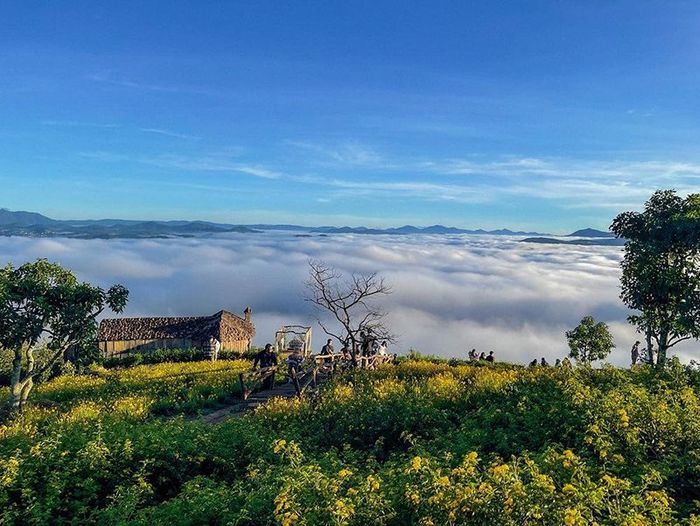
[221, 339, 251, 352]
[101, 338, 196, 359]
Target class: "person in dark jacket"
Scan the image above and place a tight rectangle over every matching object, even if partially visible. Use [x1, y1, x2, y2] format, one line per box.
[253, 344, 278, 390]
[321, 339, 335, 355]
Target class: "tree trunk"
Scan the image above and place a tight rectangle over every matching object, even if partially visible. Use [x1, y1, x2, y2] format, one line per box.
[7, 345, 53, 412]
[656, 331, 669, 369]
[19, 376, 34, 408]
[8, 347, 24, 411]
[645, 330, 655, 365]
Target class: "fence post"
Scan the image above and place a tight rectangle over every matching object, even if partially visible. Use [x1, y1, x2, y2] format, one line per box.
[291, 368, 302, 396]
[239, 373, 249, 400]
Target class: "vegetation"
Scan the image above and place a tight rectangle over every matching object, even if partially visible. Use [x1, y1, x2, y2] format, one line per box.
[566, 316, 615, 364]
[0, 259, 128, 411]
[3, 357, 700, 524]
[101, 347, 262, 369]
[611, 190, 700, 367]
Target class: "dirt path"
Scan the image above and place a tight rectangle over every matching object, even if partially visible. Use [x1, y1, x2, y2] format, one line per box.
[200, 382, 305, 424]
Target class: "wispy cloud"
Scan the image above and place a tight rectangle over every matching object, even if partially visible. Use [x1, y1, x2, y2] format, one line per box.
[41, 120, 120, 129]
[286, 140, 394, 168]
[80, 144, 700, 209]
[81, 151, 282, 179]
[314, 178, 491, 204]
[139, 128, 201, 141]
[86, 72, 211, 95]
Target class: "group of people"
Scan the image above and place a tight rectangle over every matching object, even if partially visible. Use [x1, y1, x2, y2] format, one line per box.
[468, 349, 495, 362]
[251, 334, 392, 389]
[525, 341, 653, 369]
[529, 357, 573, 368]
[321, 334, 389, 359]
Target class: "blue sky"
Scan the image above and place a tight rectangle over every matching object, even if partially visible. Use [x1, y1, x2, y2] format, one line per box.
[1, 1, 699, 232]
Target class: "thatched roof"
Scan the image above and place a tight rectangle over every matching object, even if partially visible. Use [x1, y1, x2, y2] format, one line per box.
[98, 309, 255, 342]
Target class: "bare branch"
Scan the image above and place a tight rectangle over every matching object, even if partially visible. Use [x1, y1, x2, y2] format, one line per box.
[304, 259, 394, 358]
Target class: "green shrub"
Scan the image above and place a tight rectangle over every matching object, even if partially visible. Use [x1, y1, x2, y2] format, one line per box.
[3, 358, 700, 524]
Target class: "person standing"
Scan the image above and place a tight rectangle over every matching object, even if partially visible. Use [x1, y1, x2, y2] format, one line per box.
[321, 338, 335, 355]
[377, 340, 388, 356]
[286, 348, 304, 379]
[631, 341, 640, 366]
[204, 335, 220, 361]
[485, 351, 495, 363]
[253, 344, 278, 390]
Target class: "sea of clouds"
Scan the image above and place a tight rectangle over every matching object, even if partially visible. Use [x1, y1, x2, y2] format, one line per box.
[0, 233, 694, 365]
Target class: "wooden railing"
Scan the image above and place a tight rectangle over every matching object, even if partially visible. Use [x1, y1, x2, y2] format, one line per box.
[240, 353, 398, 400]
[357, 353, 396, 369]
[239, 366, 278, 400]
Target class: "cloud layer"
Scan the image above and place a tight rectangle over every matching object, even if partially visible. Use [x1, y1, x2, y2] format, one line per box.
[1, 233, 695, 365]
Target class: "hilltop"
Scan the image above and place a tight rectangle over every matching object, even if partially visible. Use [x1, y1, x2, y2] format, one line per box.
[1, 356, 698, 524]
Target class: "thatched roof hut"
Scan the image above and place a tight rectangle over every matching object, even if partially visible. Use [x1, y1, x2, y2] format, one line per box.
[98, 308, 255, 358]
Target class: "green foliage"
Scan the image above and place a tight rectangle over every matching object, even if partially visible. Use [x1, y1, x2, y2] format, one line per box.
[0, 258, 128, 409]
[3, 359, 700, 524]
[565, 316, 615, 364]
[103, 347, 261, 369]
[611, 190, 700, 365]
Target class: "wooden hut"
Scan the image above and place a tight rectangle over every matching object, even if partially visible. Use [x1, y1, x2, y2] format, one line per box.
[98, 308, 255, 359]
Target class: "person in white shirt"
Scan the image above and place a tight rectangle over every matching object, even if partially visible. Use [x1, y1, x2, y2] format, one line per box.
[377, 340, 388, 356]
[205, 335, 221, 361]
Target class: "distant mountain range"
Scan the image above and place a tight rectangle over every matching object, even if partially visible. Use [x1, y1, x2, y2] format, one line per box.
[520, 237, 625, 247]
[0, 209, 256, 239]
[567, 228, 615, 238]
[308, 225, 546, 236]
[521, 228, 623, 246]
[0, 208, 611, 241]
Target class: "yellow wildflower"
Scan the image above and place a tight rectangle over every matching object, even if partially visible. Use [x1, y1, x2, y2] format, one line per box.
[273, 439, 287, 454]
[491, 464, 510, 478]
[618, 409, 630, 427]
[564, 508, 582, 526]
[411, 456, 424, 471]
[366, 475, 380, 491]
[437, 475, 451, 487]
[408, 491, 421, 505]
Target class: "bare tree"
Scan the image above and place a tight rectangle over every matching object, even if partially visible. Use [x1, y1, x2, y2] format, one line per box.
[305, 260, 394, 365]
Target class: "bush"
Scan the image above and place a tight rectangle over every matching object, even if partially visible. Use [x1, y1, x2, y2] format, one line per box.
[103, 347, 261, 369]
[3, 358, 700, 524]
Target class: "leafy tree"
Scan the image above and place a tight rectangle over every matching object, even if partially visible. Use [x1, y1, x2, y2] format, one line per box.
[611, 190, 700, 367]
[0, 259, 128, 411]
[565, 316, 615, 364]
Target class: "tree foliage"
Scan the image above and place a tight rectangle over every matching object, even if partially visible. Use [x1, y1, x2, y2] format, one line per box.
[0, 258, 128, 410]
[610, 190, 700, 366]
[566, 316, 615, 364]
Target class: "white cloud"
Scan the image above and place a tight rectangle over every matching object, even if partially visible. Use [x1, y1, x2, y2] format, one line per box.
[81, 151, 282, 179]
[3, 232, 694, 366]
[139, 128, 201, 141]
